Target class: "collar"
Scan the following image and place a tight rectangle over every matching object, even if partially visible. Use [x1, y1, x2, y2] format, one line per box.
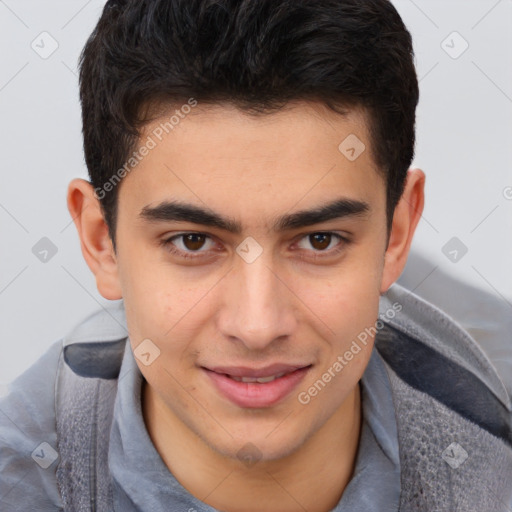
[109, 341, 400, 511]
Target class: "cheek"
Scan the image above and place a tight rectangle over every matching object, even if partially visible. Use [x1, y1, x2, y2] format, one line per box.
[117, 248, 203, 337]
[303, 258, 382, 340]
[121, 268, 217, 382]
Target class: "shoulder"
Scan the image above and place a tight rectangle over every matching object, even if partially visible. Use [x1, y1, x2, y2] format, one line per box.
[396, 260, 512, 400]
[377, 283, 512, 508]
[0, 300, 128, 509]
[0, 338, 64, 509]
[378, 283, 511, 411]
[377, 282, 512, 441]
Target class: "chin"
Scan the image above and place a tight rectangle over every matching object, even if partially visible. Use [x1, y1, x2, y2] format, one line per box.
[206, 423, 310, 465]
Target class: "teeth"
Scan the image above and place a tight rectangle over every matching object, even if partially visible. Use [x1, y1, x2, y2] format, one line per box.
[230, 372, 287, 383]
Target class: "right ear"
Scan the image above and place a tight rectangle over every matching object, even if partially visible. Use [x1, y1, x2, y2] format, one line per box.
[66, 178, 123, 300]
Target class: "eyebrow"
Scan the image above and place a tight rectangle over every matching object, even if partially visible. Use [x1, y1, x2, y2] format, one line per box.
[139, 197, 370, 234]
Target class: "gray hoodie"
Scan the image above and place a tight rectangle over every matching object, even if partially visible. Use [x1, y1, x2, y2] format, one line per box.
[1, 283, 511, 511]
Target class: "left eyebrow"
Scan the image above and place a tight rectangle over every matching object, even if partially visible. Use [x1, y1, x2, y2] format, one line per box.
[139, 197, 371, 234]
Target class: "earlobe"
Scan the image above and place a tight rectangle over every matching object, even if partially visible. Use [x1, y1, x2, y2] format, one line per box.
[66, 178, 123, 300]
[380, 168, 425, 294]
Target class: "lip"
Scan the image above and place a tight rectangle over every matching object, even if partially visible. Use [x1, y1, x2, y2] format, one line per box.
[205, 363, 307, 378]
[203, 364, 312, 408]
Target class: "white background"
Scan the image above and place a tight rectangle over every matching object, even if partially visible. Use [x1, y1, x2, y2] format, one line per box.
[1, 0, 511, 385]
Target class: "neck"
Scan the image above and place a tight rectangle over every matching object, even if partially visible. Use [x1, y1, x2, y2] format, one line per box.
[142, 380, 362, 512]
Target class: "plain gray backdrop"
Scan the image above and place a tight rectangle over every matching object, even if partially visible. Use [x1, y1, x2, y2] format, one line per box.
[1, 0, 511, 387]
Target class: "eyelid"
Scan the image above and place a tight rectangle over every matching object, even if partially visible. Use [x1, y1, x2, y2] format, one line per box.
[160, 232, 218, 257]
[293, 232, 348, 251]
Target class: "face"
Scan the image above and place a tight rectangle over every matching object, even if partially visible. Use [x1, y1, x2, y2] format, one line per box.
[112, 101, 389, 462]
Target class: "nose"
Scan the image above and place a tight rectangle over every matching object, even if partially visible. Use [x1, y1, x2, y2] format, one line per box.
[216, 252, 297, 351]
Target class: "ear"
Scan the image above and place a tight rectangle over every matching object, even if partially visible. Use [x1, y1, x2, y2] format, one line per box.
[66, 178, 123, 300]
[380, 168, 425, 293]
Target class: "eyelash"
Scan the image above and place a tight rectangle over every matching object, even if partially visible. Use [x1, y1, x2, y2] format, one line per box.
[159, 232, 350, 262]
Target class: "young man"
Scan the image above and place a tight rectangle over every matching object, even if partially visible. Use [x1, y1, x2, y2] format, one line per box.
[1, 0, 511, 510]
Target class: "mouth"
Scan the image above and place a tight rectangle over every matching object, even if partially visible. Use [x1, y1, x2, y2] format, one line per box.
[228, 373, 289, 383]
[202, 364, 313, 408]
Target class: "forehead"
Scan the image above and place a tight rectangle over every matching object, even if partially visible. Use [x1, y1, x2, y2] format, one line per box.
[117, 100, 385, 228]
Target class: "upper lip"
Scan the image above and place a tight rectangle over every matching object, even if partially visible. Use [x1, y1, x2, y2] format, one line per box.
[204, 363, 311, 378]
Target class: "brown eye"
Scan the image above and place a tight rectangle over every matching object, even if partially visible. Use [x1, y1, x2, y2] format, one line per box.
[309, 233, 332, 250]
[182, 233, 207, 251]
[295, 232, 348, 258]
[161, 232, 216, 258]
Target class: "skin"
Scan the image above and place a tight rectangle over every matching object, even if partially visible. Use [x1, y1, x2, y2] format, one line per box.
[68, 100, 424, 512]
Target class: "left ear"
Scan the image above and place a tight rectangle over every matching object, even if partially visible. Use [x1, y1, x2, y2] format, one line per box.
[380, 168, 425, 293]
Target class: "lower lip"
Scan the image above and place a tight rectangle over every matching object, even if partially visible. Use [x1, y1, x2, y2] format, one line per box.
[203, 366, 311, 408]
